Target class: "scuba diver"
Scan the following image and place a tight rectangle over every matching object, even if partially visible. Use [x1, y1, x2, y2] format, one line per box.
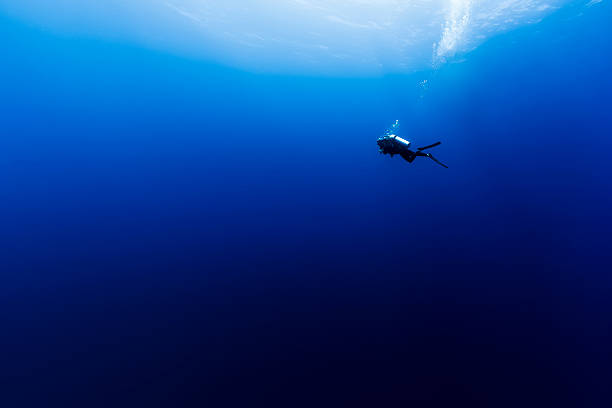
[377, 120, 448, 168]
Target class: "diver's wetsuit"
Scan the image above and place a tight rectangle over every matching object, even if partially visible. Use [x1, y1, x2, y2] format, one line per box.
[377, 136, 448, 168]
[400, 150, 448, 168]
[400, 150, 427, 163]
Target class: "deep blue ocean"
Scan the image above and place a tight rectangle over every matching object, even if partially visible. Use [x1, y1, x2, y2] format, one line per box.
[1, 2, 611, 407]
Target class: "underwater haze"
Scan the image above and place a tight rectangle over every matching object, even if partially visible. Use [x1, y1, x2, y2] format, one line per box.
[1, 1, 611, 407]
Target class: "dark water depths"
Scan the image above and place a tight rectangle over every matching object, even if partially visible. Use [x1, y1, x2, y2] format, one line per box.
[1, 3, 611, 407]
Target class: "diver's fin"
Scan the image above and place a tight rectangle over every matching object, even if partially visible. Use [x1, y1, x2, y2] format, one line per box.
[426, 153, 448, 168]
[417, 142, 441, 151]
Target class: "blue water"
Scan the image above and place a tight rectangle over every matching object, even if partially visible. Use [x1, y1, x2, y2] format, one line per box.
[1, 2, 611, 407]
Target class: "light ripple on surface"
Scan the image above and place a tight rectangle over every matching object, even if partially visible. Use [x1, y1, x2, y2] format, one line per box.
[0, 0, 577, 74]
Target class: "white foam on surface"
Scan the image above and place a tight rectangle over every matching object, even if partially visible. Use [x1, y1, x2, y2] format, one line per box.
[0, 0, 576, 75]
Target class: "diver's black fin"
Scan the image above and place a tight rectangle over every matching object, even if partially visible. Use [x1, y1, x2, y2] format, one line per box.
[426, 153, 448, 168]
[417, 142, 441, 151]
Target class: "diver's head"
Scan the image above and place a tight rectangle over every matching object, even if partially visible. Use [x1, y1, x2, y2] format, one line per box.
[377, 136, 393, 154]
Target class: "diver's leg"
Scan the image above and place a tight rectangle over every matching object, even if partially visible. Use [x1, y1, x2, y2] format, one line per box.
[413, 151, 448, 167]
[400, 152, 416, 162]
[424, 153, 448, 168]
[417, 142, 442, 151]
